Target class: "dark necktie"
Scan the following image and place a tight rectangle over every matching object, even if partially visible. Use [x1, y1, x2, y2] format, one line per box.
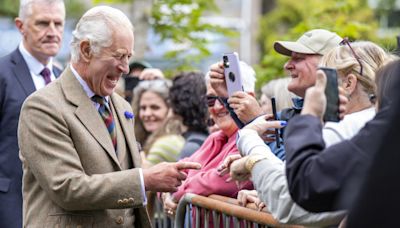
[91, 95, 117, 152]
[40, 67, 51, 85]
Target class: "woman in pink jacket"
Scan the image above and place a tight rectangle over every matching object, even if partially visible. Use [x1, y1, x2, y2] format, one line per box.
[162, 61, 257, 217]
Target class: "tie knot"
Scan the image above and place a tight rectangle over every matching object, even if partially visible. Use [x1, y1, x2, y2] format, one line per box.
[91, 95, 106, 105]
[40, 67, 51, 77]
[40, 67, 51, 85]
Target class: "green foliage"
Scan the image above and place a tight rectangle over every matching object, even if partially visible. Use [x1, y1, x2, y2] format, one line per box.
[93, 0, 237, 71]
[0, 0, 19, 17]
[256, 0, 397, 89]
[65, 0, 88, 19]
[150, 0, 236, 69]
[0, 0, 87, 19]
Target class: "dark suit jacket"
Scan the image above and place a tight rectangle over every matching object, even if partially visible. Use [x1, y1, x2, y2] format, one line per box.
[284, 106, 392, 213]
[0, 48, 61, 228]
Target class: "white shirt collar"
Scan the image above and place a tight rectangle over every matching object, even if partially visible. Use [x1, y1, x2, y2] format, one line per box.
[19, 42, 53, 75]
[69, 64, 109, 102]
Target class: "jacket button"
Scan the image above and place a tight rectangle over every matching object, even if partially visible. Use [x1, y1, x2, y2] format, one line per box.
[117, 199, 123, 204]
[115, 216, 124, 224]
[122, 198, 129, 204]
[128, 197, 134, 203]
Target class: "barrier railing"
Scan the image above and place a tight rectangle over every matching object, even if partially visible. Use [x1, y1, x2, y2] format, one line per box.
[174, 193, 304, 228]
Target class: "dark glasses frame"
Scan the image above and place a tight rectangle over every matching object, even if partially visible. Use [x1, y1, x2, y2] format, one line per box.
[340, 37, 363, 76]
[206, 95, 227, 108]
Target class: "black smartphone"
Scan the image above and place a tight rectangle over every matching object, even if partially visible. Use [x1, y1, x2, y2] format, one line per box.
[319, 67, 340, 122]
[271, 97, 281, 148]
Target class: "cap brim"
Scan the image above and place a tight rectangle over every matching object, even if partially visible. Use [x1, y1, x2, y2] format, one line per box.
[274, 41, 316, 56]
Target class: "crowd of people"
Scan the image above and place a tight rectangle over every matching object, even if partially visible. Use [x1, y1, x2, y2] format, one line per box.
[1, 0, 399, 227]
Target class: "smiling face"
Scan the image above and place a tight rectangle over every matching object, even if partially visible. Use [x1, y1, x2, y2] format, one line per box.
[139, 91, 169, 133]
[284, 52, 321, 97]
[206, 83, 237, 137]
[82, 30, 133, 97]
[16, 2, 65, 65]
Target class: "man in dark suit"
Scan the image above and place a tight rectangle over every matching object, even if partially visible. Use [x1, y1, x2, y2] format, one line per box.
[0, 0, 65, 227]
[18, 5, 200, 227]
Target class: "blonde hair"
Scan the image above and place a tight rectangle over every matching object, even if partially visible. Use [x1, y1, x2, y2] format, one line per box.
[261, 77, 297, 112]
[320, 41, 396, 97]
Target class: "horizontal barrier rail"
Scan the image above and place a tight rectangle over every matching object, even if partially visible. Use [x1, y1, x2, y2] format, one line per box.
[174, 193, 304, 228]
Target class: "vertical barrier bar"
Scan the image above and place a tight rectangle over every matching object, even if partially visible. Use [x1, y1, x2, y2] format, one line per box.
[214, 210, 221, 228]
[204, 209, 209, 228]
[195, 206, 200, 228]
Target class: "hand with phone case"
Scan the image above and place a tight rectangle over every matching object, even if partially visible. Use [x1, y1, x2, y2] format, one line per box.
[319, 67, 340, 122]
[301, 68, 340, 121]
[222, 52, 244, 97]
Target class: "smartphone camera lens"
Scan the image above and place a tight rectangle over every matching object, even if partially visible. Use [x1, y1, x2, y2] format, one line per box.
[223, 56, 229, 68]
[228, 72, 235, 82]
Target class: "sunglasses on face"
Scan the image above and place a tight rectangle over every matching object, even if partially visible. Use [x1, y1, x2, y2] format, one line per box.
[340, 37, 363, 76]
[206, 95, 226, 107]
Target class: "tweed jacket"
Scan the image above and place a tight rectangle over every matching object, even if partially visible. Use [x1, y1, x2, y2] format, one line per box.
[18, 66, 151, 228]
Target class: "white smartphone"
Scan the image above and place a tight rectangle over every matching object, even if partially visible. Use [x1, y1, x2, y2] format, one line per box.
[222, 52, 243, 97]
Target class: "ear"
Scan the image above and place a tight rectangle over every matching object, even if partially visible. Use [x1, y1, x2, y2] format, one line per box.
[342, 73, 358, 95]
[15, 18, 24, 35]
[79, 40, 92, 62]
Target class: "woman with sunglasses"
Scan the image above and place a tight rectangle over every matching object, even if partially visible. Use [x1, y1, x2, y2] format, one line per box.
[162, 62, 258, 219]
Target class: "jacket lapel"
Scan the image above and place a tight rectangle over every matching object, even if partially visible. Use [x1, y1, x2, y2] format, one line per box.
[60, 67, 121, 168]
[11, 49, 36, 96]
[111, 94, 141, 168]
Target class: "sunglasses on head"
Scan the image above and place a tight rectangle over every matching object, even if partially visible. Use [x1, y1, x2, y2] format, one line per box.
[340, 37, 363, 76]
[206, 95, 225, 107]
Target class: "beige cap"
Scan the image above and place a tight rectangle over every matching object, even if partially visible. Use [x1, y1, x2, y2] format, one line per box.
[274, 29, 342, 56]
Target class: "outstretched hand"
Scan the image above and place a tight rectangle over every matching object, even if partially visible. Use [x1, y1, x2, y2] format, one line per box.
[218, 154, 242, 176]
[143, 161, 201, 193]
[242, 114, 286, 139]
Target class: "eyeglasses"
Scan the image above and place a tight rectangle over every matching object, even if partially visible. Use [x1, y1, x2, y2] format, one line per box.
[206, 95, 226, 107]
[340, 37, 363, 76]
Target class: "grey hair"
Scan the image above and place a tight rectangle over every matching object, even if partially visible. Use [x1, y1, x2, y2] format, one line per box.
[70, 5, 134, 63]
[261, 77, 297, 111]
[205, 60, 256, 92]
[19, 0, 65, 21]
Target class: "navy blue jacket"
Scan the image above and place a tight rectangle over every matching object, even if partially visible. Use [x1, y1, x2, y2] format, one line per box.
[284, 106, 392, 213]
[0, 48, 61, 228]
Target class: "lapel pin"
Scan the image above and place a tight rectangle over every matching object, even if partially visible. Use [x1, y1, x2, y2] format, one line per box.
[124, 111, 134, 119]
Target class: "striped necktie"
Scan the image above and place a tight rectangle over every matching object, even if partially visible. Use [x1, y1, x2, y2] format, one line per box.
[91, 95, 117, 152]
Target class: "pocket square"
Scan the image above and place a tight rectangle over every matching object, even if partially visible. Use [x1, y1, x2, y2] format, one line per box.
[124, 111, 134, 119]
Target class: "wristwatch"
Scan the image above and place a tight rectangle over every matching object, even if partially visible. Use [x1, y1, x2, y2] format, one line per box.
[245, 155, 268, 172]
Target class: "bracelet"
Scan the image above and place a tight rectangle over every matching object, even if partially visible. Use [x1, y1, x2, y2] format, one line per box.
[245, 155, 268, 172]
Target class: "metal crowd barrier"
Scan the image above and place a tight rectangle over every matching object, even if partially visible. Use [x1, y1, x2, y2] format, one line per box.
[174, 193, 304, 228]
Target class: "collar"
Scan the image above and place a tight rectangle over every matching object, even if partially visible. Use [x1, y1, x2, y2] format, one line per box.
[292, 97, 304, 110]
[19, 42, 53, 75]
[70, 64, 109, 102]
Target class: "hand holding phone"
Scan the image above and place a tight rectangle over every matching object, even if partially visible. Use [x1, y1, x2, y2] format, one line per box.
[222, 52, 244, 97]
[319, 67, 340, 122]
